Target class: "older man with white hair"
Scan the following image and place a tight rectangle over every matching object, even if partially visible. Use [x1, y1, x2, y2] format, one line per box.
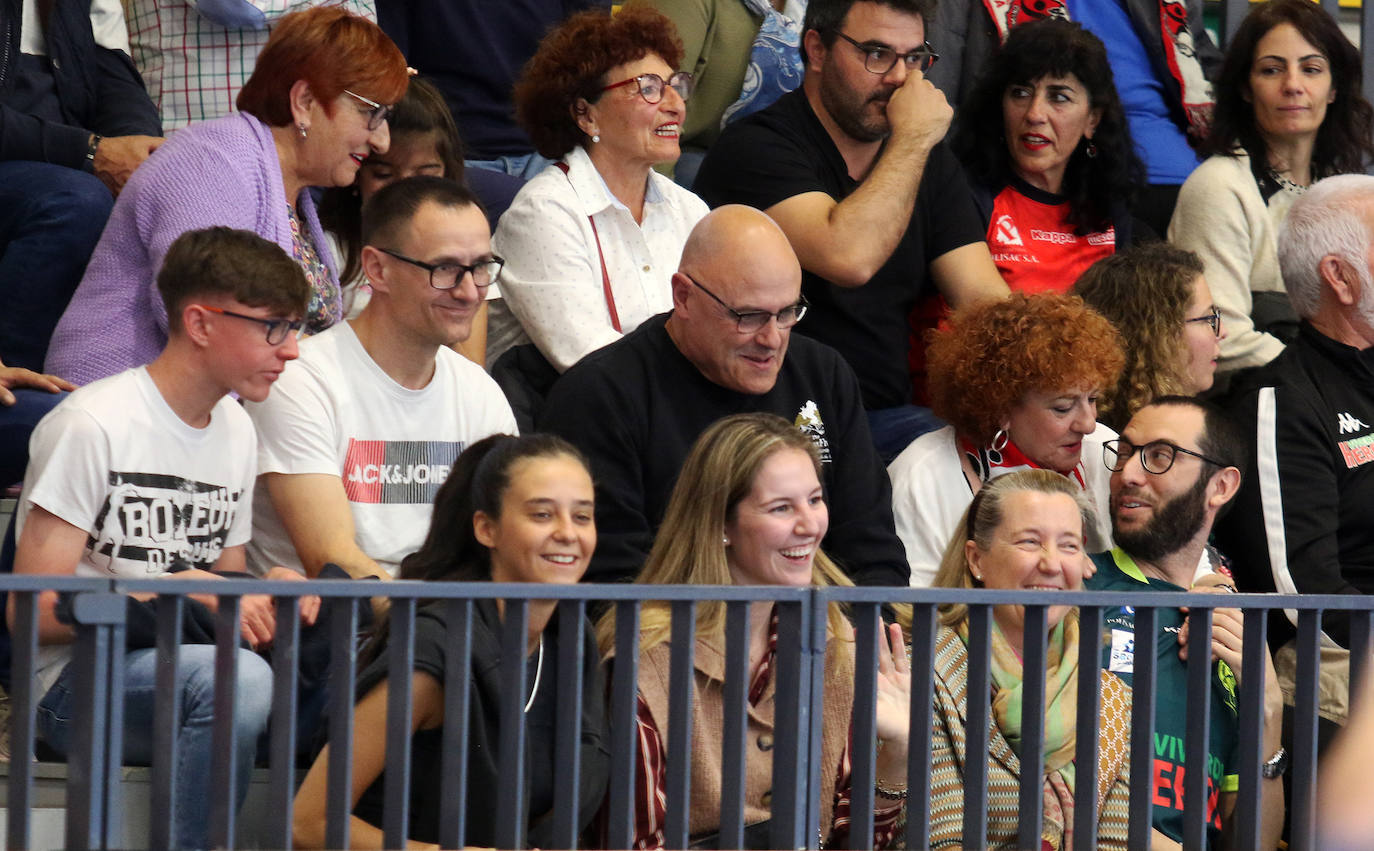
[1216, 173, 1374, 654]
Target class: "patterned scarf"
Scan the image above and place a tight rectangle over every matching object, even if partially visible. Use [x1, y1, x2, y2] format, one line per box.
[966, 617, 1131, 850]
[721, 0, 807, 127]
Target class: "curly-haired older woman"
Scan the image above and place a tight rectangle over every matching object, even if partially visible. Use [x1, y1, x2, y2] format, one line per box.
[889, 292, 1124, 586]
[1169, 0, 1374, 376]
[487, 7, 710, 377]
[46, 7, 407, 385]
[1072, 243, 1224, 431]
[952, 18, 1146, 294]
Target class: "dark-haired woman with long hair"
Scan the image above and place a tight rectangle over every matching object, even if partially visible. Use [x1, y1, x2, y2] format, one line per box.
[292, 433, 611, 849]
[952, 18, 1146, 294]
[1169, 0, 1374, 377]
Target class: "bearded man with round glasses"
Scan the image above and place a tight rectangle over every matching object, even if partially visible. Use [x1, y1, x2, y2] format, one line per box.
[1086, 396, 1285, 850]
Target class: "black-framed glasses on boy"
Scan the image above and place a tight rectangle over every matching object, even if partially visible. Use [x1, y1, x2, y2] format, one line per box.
[343, 90, 395, 130]
[684, 273, 808, 332]
[196, 306, 303, 345]
[1102, 438, 1229, 475]
[1184, 306, 1222, 337]
[599, 71, 695, 105]
[378, 248, 504, 290]
[833, 31, 939, 74]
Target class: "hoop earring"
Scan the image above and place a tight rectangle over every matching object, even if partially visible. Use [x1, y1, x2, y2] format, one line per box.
[298, 122, 309, 139]
[1084, 139, 1097, 158]
[990, 428, 1009, 453]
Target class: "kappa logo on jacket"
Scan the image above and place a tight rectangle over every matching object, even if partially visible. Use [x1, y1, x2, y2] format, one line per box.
[1338, 412, 1369, 434]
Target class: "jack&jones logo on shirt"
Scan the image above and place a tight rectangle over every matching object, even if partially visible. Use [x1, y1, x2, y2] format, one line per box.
[90, 472, 243, 574]
[343, 439, 465, 504]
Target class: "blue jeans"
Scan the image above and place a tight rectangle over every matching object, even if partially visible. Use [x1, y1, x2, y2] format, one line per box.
[36, 645, 273, 849]
[866, 404, 946, 466]
[0, 388, 67, 489]
[465, 152, 553, 181]
[0, 162, 113, 371]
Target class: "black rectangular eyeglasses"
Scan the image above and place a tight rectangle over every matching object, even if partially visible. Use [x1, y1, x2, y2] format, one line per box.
[684, 273, 808, 332]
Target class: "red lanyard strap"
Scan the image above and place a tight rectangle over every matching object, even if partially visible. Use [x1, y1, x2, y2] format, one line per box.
[555, 161, 622, 333]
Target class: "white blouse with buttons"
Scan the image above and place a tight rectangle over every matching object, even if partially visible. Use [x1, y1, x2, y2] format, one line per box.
[487, 144, 709, 371]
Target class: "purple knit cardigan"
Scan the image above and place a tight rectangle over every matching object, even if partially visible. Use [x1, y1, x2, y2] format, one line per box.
[45, 112, 340, 385]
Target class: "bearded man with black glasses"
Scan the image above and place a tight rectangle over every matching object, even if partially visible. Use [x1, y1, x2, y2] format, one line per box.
[1087, 396, 1285, 851]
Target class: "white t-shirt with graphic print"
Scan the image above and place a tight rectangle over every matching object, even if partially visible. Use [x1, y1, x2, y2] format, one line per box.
[244, 321, 517, 578]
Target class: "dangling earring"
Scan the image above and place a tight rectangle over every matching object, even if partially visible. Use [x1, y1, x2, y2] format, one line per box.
[1084, 138, 1098, 158]
[298, 122, 309, 139]
[990, 428, 1009, 453]
[591, 133, 601, 144]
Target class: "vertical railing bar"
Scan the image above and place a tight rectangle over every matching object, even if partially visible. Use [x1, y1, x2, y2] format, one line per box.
[1291, 608, 1322, 850]
[150, 595, 184, 851]
[1363, 0, 1374, 121]
[101, 612, 127, 850]
[805, 596, 825, 849]
[1074, 605, 1103, 851]
[438, 598, 473, 850]
[904, 603, 937, 851]
[663, 600, 697, 849]
[961, 604, 992, 851]
[65, 595, 107, 851]
[718, 600, 751, 850]
[7, 590, 39, 851]
[607, 600, 641, 851]
[771, 599, 811, 851]
[1234, 608, 1268, 851]
[1016, 605, 1047, 850]
[267, 595, 301, 850]
[209, 594, 242, 850]
[1348, 609, 1372, 707]
[325, 596, 359, 850]
[1128, 606, 1159, 850]
[382, 599, 417, 849]
[848, 603, 880, 850]
[551, 599, 587, 848]
[1183, 605, 1213, 849]
[495, 598, 531, 850]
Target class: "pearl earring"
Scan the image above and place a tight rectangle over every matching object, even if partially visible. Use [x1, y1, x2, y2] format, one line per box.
[723, 536, 730, 545]
[592, 134, 601, 144]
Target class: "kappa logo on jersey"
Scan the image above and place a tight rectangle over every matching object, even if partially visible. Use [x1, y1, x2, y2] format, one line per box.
[89, 472, 243, 574]
[1338, 412, 1369, 434]
[993, 214, 1024, 246]
[343, 439, 465, 504]
[794, 401, 832, 463]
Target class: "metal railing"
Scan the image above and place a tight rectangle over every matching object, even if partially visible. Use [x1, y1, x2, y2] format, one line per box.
[0, 576, 1367, 850]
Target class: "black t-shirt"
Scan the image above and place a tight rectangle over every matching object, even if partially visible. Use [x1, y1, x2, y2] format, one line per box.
[693, 89, 985, 409]
[351, 601, 609, 846]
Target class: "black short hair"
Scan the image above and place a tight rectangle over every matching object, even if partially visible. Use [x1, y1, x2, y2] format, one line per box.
[801, 0, 937, 66]
[360, 176, 486, 249]
[157, 227, 310, 332]
[1146, 395, 1249, 478]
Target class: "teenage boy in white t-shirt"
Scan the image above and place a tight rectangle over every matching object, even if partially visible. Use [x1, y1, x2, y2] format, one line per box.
[246, 177, 516, 581]
[10, 226, 317, 850]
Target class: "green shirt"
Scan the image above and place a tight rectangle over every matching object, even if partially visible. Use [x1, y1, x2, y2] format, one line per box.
[1086, 548, 1239, 846]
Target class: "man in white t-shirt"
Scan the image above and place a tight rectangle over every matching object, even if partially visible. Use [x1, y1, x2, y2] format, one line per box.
[10, 227, 315, 850]
[246, 177, 517, 581]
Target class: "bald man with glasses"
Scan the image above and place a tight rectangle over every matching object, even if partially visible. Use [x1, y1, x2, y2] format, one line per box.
[540, 204, 909, 587]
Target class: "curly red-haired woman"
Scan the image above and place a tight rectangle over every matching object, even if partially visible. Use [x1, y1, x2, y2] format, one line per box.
[889, 292, 1125, 585]
[47, 6, 408, 385]
[487, 7, 710, 388]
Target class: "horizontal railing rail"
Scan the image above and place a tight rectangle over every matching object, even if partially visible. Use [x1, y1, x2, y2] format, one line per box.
[0, 577, 1366, 851]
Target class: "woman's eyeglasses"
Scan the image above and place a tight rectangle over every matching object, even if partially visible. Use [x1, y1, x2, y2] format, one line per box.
[343, 90, 395, 130]
[599, 71, 695, 105]
[1184, 306, 1222, 337]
